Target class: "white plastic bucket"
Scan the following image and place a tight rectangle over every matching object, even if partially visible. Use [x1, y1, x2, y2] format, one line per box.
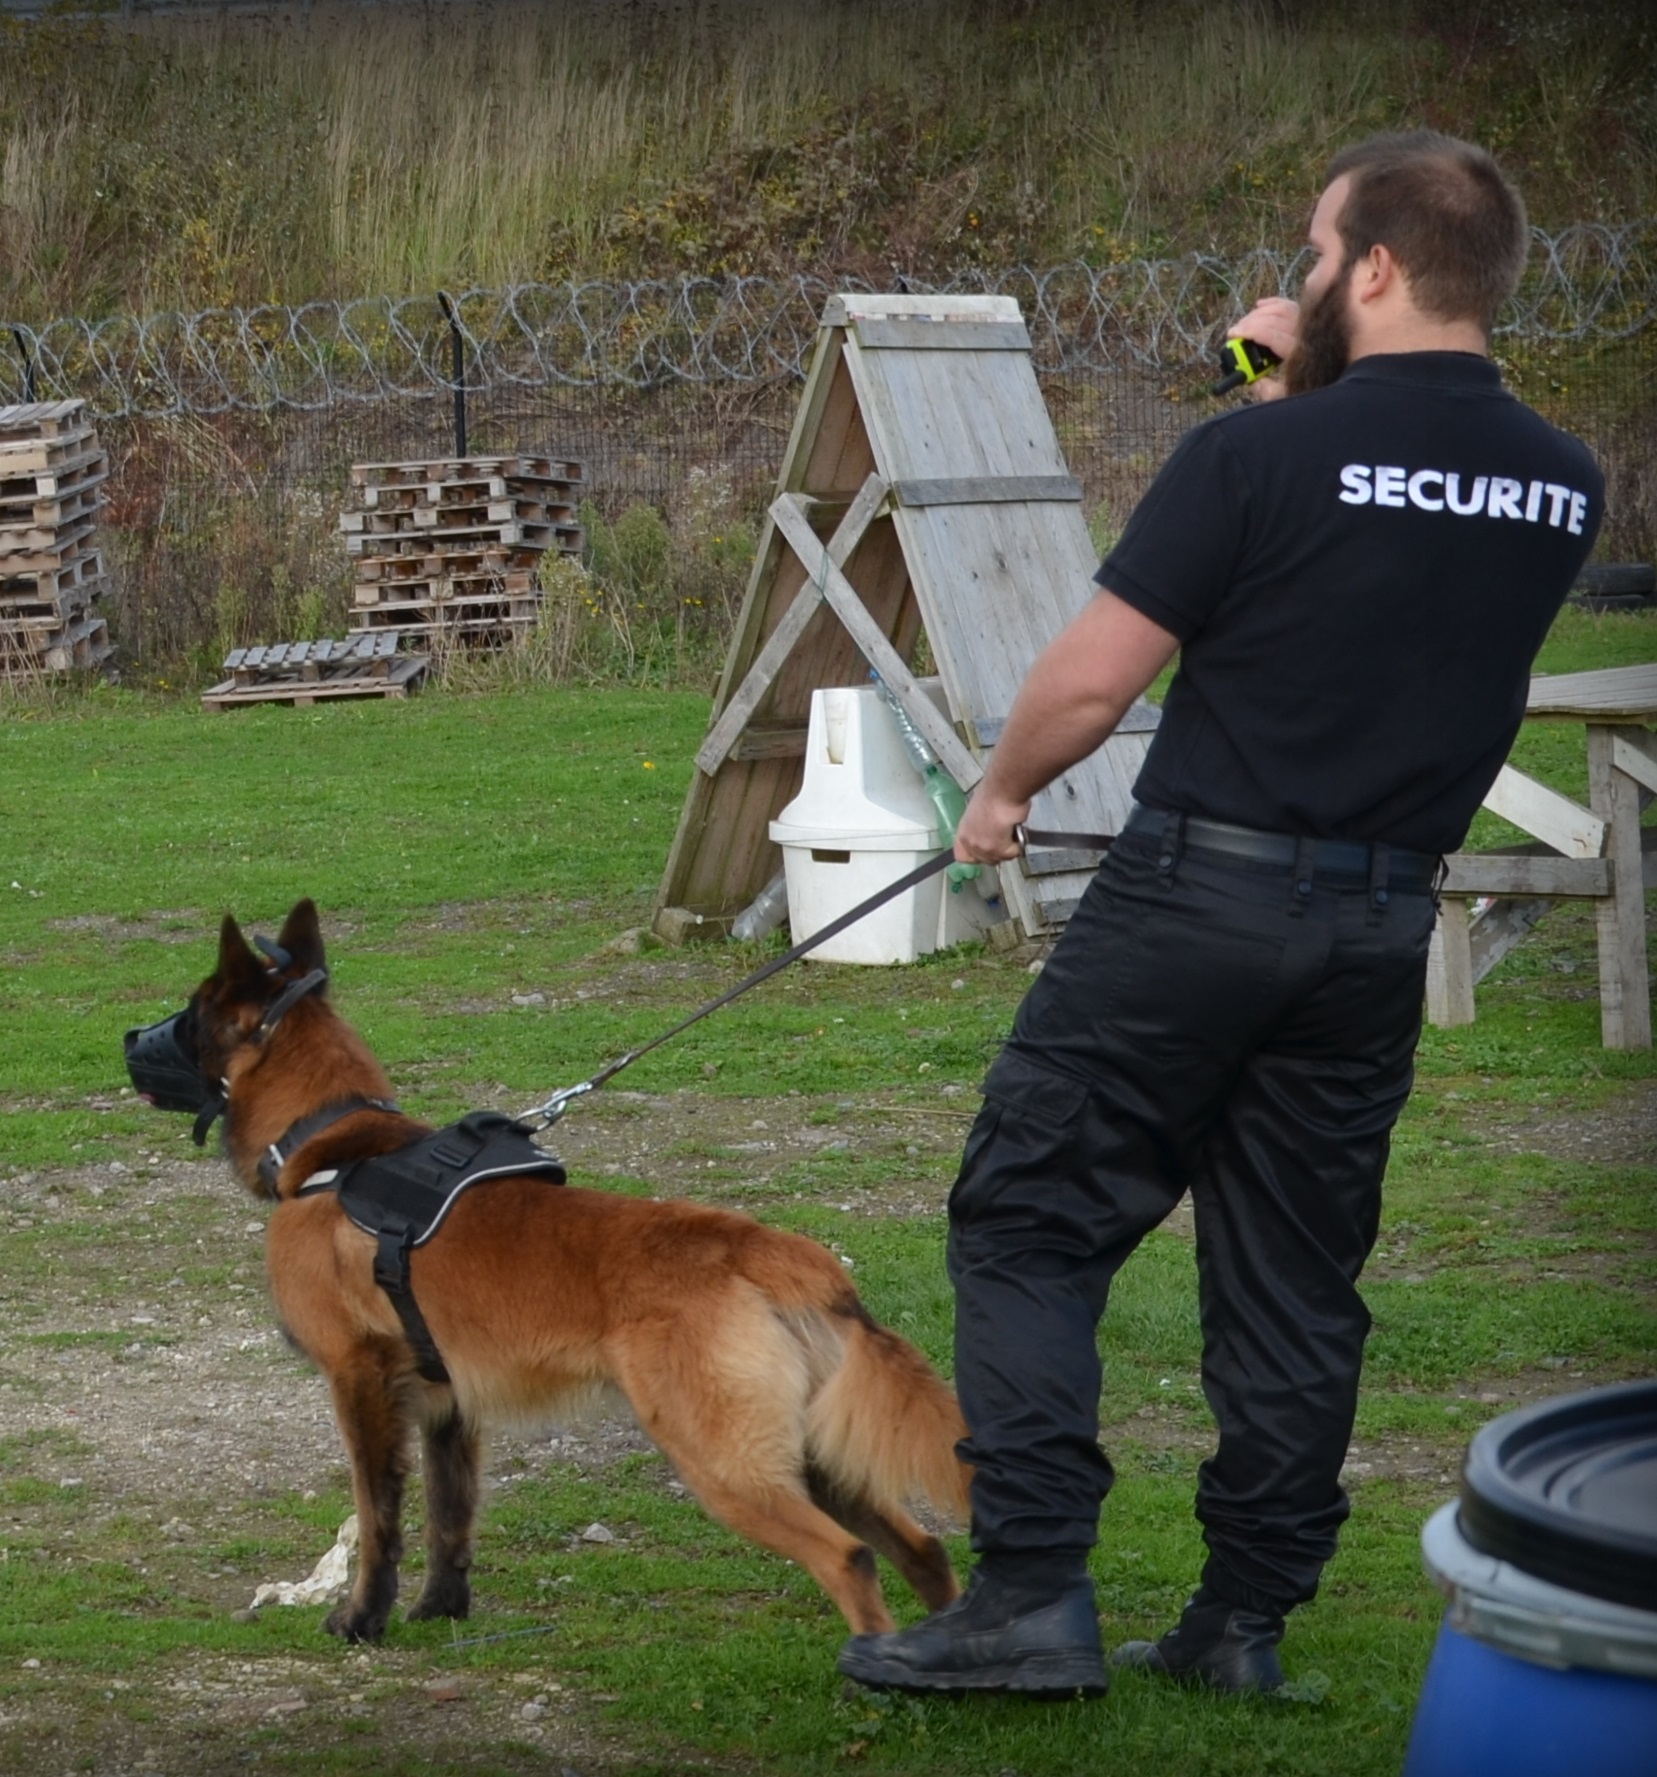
[769, 680, 997, 964]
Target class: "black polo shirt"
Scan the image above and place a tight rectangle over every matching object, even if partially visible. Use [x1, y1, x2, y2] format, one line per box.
[1097, 352, 1604, 854]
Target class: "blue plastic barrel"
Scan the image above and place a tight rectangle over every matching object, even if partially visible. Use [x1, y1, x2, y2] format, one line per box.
[1403, 1379, 1657, 1777]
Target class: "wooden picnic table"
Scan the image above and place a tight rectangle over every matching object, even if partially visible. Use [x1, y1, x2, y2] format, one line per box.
[1432, 663, 1657, 1049]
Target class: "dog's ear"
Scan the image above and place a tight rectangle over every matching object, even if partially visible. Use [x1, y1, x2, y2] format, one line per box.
[216, 913, 266, 994]
[275, 898, 327, 980]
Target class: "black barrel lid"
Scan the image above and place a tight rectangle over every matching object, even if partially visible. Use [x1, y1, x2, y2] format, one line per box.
[1458, 1379, 1657, 1614]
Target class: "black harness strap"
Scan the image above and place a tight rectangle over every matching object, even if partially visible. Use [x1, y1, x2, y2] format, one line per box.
[296, 1112, 568, 1388]
[257, 1094, 402, 1196]
[372, 1220, 452, 1385]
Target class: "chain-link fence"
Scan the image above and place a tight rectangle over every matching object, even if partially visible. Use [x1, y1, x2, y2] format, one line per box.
[6, 227, 1653, 682]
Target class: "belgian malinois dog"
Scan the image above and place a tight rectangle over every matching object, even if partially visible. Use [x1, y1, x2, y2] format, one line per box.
[167, 898, 969, 1642]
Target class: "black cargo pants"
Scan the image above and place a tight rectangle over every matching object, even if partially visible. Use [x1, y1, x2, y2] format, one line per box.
[948, 821, 1438, 1613]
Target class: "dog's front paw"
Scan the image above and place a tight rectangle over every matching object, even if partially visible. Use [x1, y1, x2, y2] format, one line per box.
[407, 1573, 471, 1622]
[324, 1601, 389, 1643]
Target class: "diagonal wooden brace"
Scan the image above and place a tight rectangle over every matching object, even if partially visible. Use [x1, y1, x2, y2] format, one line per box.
[694, 473, 890, 776]
[768, 492, 984, 790]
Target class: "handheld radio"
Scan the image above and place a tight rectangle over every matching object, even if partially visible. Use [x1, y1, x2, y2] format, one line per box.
[1212, 337, 1282, 396]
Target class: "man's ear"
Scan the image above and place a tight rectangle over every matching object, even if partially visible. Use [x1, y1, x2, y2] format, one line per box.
[275, 898, 327, 980]
[216, 913, 266, 992]
[1352, 241, 1400, 306]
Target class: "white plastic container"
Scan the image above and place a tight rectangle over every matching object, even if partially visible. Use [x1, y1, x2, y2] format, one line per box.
[769, 679, 999, 964]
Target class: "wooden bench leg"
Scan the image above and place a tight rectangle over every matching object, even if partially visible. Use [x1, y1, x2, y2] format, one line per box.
[1589, 727, 1653, 1050]
[1426, 896, 1476, 1027]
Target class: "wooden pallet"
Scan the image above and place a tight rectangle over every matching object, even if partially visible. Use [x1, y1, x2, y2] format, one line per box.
[0, 476, 106, 530]
[0, 550, 104, 600]
[0, 515, 100, 559]
[350, 453, 584, 488]
[201, 633, 429, 709]
[353, 570, 540, 607]
[0, 400, 91, 441]
[0, 450, 106, 503]
[0, 611, 112, 674]
[349, 592, 543, 633]
[352, 546, 544, 579]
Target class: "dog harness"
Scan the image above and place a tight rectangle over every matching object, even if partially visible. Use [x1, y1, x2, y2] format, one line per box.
[298, 1110, 566, 1384]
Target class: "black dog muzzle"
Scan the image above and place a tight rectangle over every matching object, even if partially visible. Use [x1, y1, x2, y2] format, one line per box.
[124, 1006, 209, 1115]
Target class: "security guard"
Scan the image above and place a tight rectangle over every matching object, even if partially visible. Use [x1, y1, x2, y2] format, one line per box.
[839, 132, 1604, 1699]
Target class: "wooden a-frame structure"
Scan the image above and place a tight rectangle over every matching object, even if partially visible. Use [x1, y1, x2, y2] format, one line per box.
[653, 292, 1161, 944]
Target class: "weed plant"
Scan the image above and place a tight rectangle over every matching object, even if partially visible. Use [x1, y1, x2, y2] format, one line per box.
[1, 0, 1652, 319]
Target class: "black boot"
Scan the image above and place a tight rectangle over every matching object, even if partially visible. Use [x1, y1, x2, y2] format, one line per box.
[838, 1565, 1108, 1699]
[1112, 1590, 1286, 1694]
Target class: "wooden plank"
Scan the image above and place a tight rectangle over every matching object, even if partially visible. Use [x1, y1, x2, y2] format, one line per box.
[852, 318, 1032, 352]
[893, 475, 1083, 507]
[729, 725, 809, 762]
[823, 294, 1022, 327]
[1480, 763, 1606, 857]
[1439, 853, 1609, 896]
[695, 473, 888, 776]
[1526, 664, 1657, 721]
[1426, 898, 1476, 1027]
[1469, 897, 1557, 985]
[769, 492, 981, 789]
[1612, 727, 1657, 796]
[1588, 725, 1652, 1049]
[972, 700, 1161, 747]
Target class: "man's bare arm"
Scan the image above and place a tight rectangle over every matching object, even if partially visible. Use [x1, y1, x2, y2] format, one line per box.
[954, 590, 1181, 863]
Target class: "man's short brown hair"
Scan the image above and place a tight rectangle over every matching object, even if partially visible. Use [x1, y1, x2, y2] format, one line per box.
[1325, 131, 1529, 336]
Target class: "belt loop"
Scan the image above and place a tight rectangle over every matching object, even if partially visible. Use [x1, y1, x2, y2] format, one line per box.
[1289, 836, 1317, 916]
[1366, 841, 1391, 925]
[1155, 810, 1185, 890]
[1432, 853, 1449, 915]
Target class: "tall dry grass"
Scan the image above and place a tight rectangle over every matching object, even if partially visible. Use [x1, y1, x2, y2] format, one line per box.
[0, 0, 1652, 320]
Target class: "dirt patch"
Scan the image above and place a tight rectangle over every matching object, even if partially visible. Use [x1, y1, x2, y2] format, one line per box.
[1479, 1078, 1657, 1168]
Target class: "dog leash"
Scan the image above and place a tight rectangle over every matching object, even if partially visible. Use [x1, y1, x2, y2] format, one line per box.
[518, 825, 1115, 1131]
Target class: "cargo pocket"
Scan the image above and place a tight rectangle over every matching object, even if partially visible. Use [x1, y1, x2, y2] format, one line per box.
[949, 1049, 1093, 1229]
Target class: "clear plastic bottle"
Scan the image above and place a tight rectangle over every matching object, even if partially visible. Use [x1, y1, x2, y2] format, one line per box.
[731, 868, 790, 942]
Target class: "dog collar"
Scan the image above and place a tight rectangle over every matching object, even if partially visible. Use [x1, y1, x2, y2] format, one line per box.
[257, 1094, 402, 1196]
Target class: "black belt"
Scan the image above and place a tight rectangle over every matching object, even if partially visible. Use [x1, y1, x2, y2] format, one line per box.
[1123, 805, 1439, 889]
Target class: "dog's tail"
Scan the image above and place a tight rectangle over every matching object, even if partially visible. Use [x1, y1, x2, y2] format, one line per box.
[805, 1306, 972, 1522]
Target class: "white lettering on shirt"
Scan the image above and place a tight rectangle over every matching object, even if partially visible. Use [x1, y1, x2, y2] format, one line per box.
[1487, 479, 1524, 519]
[1338, 464, 1373, 504]
[1337, 465, 1588, 528]
[1407, 469, 1444, 511]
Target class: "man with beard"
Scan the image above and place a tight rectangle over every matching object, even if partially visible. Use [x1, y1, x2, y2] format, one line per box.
[838, 132, 1603, 1701]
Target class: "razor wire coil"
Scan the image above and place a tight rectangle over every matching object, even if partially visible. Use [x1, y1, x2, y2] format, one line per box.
[4, 224, 1652, 421]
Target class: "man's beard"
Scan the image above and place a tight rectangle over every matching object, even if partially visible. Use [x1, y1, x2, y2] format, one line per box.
[1284, 260, 1355, 395]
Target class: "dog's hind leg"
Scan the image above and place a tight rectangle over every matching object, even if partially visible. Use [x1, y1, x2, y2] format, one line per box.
[407, 1400, 480, 1622]
[804, 1465, 959, 1613]
[617, 1341, 893, 1631]
[323, 1347, 414, 1643]
[668, 1454, 898, 1634]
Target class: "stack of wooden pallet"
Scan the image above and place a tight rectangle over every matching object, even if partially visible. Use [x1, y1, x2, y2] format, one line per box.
[0, 400, 112, 677]
[200, 632, 429, 710]
[342, 453, 584, 641]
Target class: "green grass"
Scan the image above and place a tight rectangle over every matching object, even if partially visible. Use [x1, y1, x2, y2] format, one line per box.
[0, 607, 1652, 1774]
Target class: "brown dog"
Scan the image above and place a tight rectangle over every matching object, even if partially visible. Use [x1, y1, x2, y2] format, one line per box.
[182, 898, 968, 1642]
